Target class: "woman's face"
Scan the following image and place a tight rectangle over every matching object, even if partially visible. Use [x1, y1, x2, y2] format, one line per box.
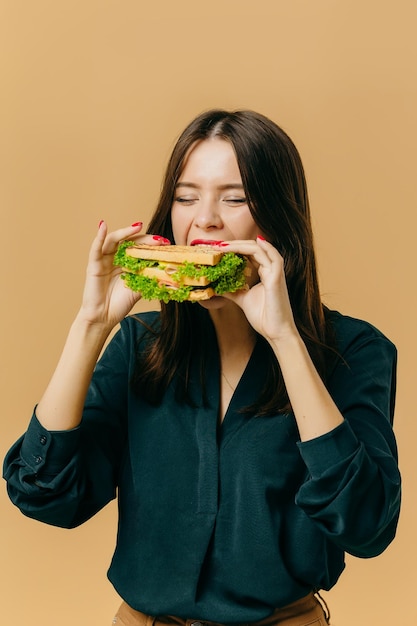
[171, 138, 260, 246]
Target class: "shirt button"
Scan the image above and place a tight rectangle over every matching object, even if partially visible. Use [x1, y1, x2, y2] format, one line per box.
[34, 455, 42, 464]
[190, 622, 205, 626]
[40, 435, 47, 445]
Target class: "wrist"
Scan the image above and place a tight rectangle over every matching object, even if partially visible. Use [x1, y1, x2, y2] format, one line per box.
[72, 311, 115, 346]
[268, 329, 312, 374]
[267, 325, 302, 354]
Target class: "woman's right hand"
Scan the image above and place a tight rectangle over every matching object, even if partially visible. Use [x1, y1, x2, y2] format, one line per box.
[78, 220, 170, 330]
[34, 220, 171, 432]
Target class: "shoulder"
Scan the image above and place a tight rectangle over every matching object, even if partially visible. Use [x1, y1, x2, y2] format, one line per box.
[120, 310, 161, 339]
[326, 308, 396, 356]
[325, 310, 398, 425]
[103, 311, 161, 359]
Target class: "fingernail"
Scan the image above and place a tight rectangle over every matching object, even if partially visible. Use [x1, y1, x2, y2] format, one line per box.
[98, 220, 104, 229]
[217, 242, 229, 247]
[257, 234, 266, 241]
[153, 235, 171, 244]
[131, 221, 143, 228]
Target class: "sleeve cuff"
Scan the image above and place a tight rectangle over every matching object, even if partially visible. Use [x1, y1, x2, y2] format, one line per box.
[20, 410, 80, 473]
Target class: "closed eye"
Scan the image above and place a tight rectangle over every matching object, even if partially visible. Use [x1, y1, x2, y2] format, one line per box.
[174, 195, 247, 206]
[224, 197, 247, 205]
[174, 197, 198, 205]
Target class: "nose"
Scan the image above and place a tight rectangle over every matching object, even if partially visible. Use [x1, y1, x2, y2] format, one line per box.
[193, 197, 223, 231]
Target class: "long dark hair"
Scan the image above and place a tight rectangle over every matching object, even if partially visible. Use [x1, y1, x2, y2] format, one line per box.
[132, 109, 335, 415]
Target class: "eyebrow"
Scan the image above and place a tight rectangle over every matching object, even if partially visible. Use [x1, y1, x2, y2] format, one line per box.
[175, 182, 245, 190]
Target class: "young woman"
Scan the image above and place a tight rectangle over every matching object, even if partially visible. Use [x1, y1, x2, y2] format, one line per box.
[3, 110, 401, 626]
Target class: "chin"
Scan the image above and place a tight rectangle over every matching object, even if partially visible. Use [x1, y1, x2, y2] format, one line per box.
[198, 295, 228, 311]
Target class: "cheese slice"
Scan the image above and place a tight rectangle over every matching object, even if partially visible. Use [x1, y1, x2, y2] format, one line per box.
[140, 266, 210, 287]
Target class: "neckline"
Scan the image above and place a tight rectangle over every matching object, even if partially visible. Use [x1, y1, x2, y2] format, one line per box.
[218, 336, 265, 431]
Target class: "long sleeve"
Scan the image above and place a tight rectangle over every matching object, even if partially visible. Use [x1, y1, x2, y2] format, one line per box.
[2, 316, 137, 528]
[295, 313, 400, 557]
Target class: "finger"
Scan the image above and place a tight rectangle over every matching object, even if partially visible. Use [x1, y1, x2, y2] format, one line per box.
[101, 221, 145, 255]
[88, 220, 109, 262]
[103, 228, 172, 256]
[220, 238, 283, 268]
[88, 221, 144, 265]
[213, 239, 271, 270]
[255, 235, 283, 264]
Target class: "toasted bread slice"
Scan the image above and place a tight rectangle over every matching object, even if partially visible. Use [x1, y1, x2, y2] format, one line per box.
[125, 244, 223, 266]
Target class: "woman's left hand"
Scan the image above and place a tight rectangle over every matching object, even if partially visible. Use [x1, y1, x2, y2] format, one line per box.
[217, 237, 298, 343]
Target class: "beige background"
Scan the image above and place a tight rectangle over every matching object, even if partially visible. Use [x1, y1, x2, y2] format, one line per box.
[1, 1, 416, 623]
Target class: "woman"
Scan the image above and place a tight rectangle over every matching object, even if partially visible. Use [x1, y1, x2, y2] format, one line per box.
[3, 110, 400, 625]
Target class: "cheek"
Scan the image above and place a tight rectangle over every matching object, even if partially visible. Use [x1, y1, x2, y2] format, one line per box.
[233, 215, 259, 240]
[197, 297, 228, 311]
[171, 207, 190, 244]
[227, 206, 259, 239]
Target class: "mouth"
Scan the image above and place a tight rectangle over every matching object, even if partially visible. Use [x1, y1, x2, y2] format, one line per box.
[190, 239, 225, 246]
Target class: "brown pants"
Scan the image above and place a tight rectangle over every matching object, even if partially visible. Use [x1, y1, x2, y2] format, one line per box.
[112, 593, 330, 626]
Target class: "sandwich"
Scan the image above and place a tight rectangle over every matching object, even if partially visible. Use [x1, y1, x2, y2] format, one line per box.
[113, 240, 249, 303]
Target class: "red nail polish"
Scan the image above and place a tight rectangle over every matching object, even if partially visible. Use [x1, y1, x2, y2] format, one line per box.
[131, 221, 143, 228]
[153, 235, 171, 244]
[257, 234, 266, 241]
[98, 220, 104, 228]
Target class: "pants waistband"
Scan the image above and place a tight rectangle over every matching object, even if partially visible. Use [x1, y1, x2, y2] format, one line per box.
[113, 592, 330, 626]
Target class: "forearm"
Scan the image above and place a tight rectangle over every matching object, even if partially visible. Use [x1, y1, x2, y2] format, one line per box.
[36, 313, 114, 431]
[271, 332, 344, 441]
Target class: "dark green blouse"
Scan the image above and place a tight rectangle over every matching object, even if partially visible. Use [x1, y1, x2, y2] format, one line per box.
[3, 310, 401, 624]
